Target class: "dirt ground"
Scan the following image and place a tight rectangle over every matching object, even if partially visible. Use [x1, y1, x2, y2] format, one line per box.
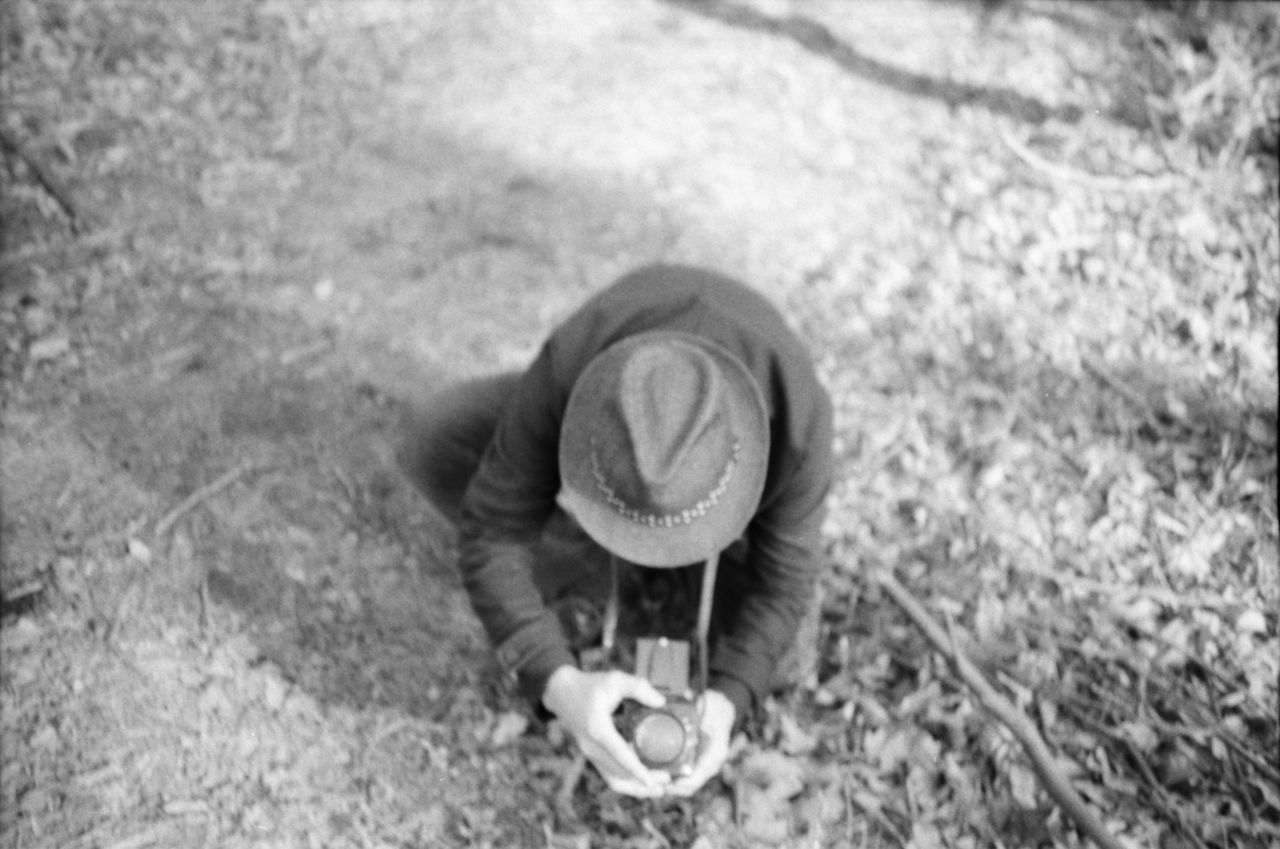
[2, 1, 1277, 848]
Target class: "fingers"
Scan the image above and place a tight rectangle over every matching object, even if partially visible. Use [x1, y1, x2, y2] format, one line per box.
[612, 671, 665, 709]
[580, 734, 670, 798]
[665, 733, 727, 797]
[544, 669, 676, 798]
[665, 690, 735, 797]
[588, 717, 668, 789]
[603, 773, 669, 799]
[576, 673, 670, 796]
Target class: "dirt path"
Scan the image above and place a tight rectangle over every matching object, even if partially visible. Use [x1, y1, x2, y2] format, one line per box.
[3, 1, 1276, 847]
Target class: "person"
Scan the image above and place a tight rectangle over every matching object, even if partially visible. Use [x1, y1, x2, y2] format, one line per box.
[398, 264, 833, 798]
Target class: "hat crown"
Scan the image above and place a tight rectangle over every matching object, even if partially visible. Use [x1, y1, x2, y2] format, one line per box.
[558, 330, 769, 567]
[615, 346, 725, 508]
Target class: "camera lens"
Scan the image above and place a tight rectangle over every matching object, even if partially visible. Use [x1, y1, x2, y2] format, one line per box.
[633, 711, 686, 766]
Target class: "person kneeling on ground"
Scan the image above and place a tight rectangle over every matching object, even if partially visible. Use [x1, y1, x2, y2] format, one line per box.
[399, 264, 834, 797]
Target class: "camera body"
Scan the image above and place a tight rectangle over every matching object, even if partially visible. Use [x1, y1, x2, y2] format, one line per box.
[620, 637, 700, 777]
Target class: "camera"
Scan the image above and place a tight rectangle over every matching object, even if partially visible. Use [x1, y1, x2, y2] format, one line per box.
[619, 637, 701, 777]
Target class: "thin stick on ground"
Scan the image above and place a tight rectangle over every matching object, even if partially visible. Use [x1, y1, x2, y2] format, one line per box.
[998, 125, 1180, 194]
[845, 781, 908, 849]
[1062, 701, 1212, 849]
[1079, 355, 1158, 421]
[152, 462, 257, 538]
[556, 752, 588, 816]
[1011, 558, 1241, 612]
[0, 126, 88, 232]
[871, 568, 1127, 849]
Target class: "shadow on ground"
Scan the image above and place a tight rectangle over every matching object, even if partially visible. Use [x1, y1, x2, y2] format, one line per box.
[0, 127, 698, 728]
[662, 0, 1084, 125]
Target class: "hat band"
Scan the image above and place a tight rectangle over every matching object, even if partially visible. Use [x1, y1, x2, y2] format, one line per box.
[589, 439, 742, 528]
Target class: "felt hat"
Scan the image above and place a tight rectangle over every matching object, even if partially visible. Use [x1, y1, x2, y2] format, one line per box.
[558, 331, 769, 567]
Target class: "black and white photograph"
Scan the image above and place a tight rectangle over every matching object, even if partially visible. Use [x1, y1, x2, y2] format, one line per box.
[2, 1, 1276, 847]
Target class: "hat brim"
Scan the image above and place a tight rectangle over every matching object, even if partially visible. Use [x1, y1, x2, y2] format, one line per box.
[558, 331, 770, 567]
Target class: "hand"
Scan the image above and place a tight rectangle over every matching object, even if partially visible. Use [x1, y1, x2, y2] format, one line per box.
[666, 688, 735, 797]
[542, 666, 673, 798]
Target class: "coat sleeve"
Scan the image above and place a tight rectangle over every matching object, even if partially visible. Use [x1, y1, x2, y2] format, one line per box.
[708, 394, 834, 721]
[456, 344, 576, 706]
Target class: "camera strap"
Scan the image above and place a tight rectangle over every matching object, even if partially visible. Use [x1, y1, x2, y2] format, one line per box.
[601, 552, 720, 694]
[602, 554, 620, 652]
[694, 551, 718, 694]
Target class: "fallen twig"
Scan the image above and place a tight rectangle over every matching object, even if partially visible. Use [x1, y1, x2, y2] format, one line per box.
[198, 575, 211, 637]
[841, 780, 856, 844]
[640, 818, 672, 849]
[1063, 701, 1212, 849]
[0, 126, 88, 232]
[95, 343, 204, 387]
[1096, 697, 1278, 845]
[1011, 558, 1240, 612]
[998, 125, 1181, 194]
[1129, 740, 1214, 849]
[871, 568, 1126, 849]
[102, 822, 170, 849]
[1139, 673, 1275, 783]
[1079, 355, 1159, 422]
[845, 783, 908, 849]
[152, 462, 257, 538]
[556, 752, 587, 816]
[0, 578, 46, 619]
[1029, 603, 1262, 716]
[1144, 713, 1280, 785]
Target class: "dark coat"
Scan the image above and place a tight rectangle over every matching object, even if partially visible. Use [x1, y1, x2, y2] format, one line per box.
[457, 264, 834, 719]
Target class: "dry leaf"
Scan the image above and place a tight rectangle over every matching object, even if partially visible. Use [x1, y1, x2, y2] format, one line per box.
[30, 724, 58, 749]
[974, 593, 1005, 648]
[127, 538, 152, 564]
[4, 617, 43, 650]
[849, 787, 882, 813]
[263, 674, 286, 713]
[1007, 762, 1039, 809]
[736, 784, 791, 845]
[867, 727, 912, 772]
[1236, 609, 1266, 635]
[906, 762, 938, 815]
[738, 750, 805, 802]
[1119, 597, 1160, 632]
[28, 333, 70, 362]
[545, 824, 590, 849]
[406, 803, 448, 841]
[489, 710, 529, 748]
[857, 692, 890, 726]
[777, 712, 818, 755]
[908, 821, 945, 849]
[896, 680, 942, 718]
[1119, 721, 1158, 753]
[794, 781, 845, 828]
